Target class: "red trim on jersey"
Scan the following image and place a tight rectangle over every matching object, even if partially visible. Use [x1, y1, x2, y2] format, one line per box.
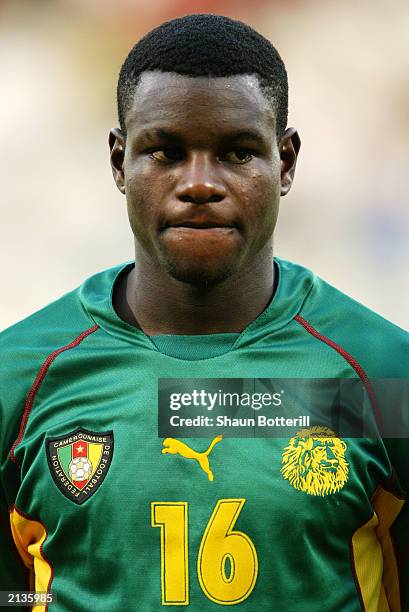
[294, 314, 383, 429]
[10, 324, 99, 467]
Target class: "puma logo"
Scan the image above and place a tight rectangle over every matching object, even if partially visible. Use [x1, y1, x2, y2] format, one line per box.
[162, 436, 223, 481]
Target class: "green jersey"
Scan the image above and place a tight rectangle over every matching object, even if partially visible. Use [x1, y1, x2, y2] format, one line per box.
[1, 258, 408, 611]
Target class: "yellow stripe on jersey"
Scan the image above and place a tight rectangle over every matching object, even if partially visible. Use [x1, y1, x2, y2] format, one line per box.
[351, 486, 404, 611]
[88, 442, 103, 479]
[352, 512, 383, 610]
[9, 505, 52, 612]
[373, 487, 405, 611]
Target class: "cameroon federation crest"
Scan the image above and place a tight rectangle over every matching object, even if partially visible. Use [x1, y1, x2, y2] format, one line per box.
[46, 428, 114, 505]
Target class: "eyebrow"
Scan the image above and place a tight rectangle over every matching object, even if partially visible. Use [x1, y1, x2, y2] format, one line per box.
[136, 129, 184, 144]
[221, 130, 267, 147]
[135, 128, 268, 148]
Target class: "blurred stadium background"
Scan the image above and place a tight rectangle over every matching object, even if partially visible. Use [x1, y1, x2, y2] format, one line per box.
[1, 0, 408, 330]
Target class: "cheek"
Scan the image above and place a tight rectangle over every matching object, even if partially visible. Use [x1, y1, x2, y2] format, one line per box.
[125, 162, 153, 204]
[125, 183, 148, 235]
[242, 168, 281, 229]
[123, 173, 158, 251]
[124, 162, 166, 228]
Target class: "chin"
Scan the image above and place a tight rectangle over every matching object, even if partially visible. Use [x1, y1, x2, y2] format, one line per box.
[163, 259, 236, 288]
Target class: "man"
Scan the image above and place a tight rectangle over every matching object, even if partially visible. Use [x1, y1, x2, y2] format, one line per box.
[1, 14, 408, 611]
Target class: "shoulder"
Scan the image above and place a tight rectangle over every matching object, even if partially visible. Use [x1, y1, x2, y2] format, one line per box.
[290, 262, 409, 377]
[0, 262, 127, 351]
[0, 281, 93, 360]
[0, 264, 125, 450]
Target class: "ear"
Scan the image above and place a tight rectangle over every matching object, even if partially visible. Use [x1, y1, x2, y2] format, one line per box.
[109, 128, 126, 194]
[279, 127, 301, 197]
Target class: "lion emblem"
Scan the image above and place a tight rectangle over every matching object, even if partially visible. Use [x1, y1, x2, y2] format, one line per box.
[281, 426, 348, 496]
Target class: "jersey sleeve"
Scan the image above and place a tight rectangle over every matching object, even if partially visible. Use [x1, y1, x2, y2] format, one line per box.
[0, 490, 30, 591]
[297, 273, 409, 609]
[0, 285, 96, 602]
[0, 343, 34, 597]
[383, 436, 409, 610]
[0, 390, 32, 611]
[390, 493, 409, 610]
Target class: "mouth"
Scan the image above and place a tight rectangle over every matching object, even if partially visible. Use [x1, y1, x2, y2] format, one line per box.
[171, 222, 234, 229]
[163, 225, 237, 240]
[166, 224, 236, 234]
[162, 217, 238, 233]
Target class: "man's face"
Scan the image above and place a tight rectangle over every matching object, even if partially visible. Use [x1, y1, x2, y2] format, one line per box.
[110, 72, 299, 287]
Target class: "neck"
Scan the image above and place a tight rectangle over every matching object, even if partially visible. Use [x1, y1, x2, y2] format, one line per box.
[115, 246, 276, 336]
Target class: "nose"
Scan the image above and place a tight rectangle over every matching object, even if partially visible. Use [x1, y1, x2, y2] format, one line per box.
[175, 152, 227, 204]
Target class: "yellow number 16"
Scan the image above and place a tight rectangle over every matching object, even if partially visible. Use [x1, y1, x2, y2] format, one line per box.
[151, 498, 258, 606]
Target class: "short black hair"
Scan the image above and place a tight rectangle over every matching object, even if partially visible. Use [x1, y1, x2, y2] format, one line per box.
[117, 14, 288, 140]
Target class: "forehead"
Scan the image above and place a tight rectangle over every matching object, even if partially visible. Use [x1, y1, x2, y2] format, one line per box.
[125, 71, 276, 136]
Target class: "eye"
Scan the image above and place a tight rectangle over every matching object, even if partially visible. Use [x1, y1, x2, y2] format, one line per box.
[221, 149, 254, 164]
[149, 148, 184, 162]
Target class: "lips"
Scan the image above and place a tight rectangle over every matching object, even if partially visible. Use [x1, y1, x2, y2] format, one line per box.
[171, 221, 234, 229]
[163, 214, 237, 231]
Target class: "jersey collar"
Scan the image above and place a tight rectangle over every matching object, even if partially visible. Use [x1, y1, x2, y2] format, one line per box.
[80, 257, 315, 352]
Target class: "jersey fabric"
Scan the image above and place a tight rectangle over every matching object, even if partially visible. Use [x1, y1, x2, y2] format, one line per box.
[0, 257, 408, 611]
